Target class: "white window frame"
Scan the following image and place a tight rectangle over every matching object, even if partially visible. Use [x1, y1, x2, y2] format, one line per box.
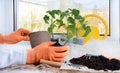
[110, 0, 120, 43]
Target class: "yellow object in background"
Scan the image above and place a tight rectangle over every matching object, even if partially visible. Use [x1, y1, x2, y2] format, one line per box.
[90, 26, 100, 40]
[84, 14, 109, 39]
[77, 14, 109, 44]
[83, 26, 100, 44]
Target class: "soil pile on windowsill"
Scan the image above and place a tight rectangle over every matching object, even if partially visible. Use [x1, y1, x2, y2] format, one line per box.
[70, 54, 120, 71]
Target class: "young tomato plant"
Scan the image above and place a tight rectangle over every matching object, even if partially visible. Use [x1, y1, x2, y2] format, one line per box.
[43, 8, 91, 45]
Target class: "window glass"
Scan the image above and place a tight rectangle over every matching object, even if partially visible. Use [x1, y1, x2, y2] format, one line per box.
[18, 0, 110, 35]
[18, 0, 48, 31]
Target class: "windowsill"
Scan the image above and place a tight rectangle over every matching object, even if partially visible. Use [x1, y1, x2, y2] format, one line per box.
[0, 39, 120, 72]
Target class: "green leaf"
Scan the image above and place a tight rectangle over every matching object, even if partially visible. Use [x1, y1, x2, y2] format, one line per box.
[72, 9, 79, 17]
[43, 15, 49, 24]
[48, 23, 56, 32]
[82, 26, 91, 37]
[73, 37, 78, 42]
[67, 25, 76, 34]
[48, 27, 52, 32]
[55, 10, 61, 15]
[47, 10, 55, 18]
[67, 33, 73, 40]
[69, 9, 80, 19]
[47, 10, 61, 19]
[60, 12, 68, 20]
[67, 17, 75, 25]
[75, 15, 82, 20]
[67, 25, 75, 29]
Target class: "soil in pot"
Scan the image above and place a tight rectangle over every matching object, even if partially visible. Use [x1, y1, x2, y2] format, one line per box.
[69, 54, 120, 71]
[51, 38, 62, 46]
[29, 31, 51, 48]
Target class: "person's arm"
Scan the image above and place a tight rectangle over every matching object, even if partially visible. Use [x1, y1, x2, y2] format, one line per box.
[0, 42, 69, 68]
[0, 44, 27, 68]
[0, 28, 30, 44]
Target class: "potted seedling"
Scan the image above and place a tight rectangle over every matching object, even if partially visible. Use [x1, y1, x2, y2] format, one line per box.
[43, 8, 91, 46]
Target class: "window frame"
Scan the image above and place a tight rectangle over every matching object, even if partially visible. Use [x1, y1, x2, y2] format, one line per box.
[13, 0, 18, 31]
[13, 0, 49, 31]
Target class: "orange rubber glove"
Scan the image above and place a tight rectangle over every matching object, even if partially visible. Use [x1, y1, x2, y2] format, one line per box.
[26, 42, 69, 64]
[0, 28, 30, 44]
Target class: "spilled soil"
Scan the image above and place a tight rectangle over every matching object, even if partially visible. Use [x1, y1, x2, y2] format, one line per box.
[70, 54, 120, 71]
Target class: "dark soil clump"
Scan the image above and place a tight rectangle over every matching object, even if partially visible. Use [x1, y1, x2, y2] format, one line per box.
[53, 42, 62, 46]
[70, 54, 120, 71]
[51, 38, 62, 46]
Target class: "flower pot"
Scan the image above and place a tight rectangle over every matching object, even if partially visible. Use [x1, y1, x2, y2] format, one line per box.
[29, 31, 51, 48]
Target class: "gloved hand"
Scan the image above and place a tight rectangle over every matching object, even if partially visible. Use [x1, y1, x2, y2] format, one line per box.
[1, 28, 30, 44]
[26, 42, 69, 64]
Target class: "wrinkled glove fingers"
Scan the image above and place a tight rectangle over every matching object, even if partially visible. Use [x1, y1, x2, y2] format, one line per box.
[54, 51, 69, 58]
[54, 46, 69, 53]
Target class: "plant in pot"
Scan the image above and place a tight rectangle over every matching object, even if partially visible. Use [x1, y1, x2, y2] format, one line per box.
[43, 10, 64, 46]
[43, 8, 91, 46]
